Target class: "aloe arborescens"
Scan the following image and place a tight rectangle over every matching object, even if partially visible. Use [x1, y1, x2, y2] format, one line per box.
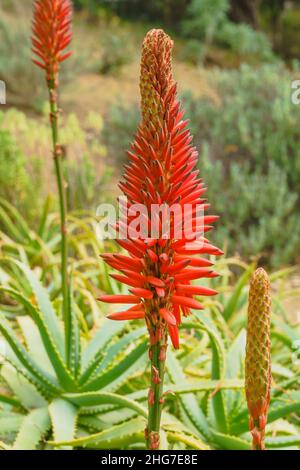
[98, 29, 222, 450]
[245, 267, 272, 450]
[32, 0, 72, 361]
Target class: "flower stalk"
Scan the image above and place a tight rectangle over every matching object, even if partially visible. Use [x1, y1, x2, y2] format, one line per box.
[147, 327, 168, 449]
[245, 267, 272, 450]
[32, 0, 73, 363]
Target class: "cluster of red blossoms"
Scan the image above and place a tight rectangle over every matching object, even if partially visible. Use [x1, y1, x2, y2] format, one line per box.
[32, 0, 72, 81]
[98, 30, 223, 349]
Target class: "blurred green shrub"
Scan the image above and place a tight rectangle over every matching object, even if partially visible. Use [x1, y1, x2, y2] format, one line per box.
[0, 15, 45, 110]
[0, 109, 114, 217]
[102, 102, 140, 163]
[200, 150, 300, 266]
[181, 0, 229, 42]
[183, 64, 300, 192]
[101, 63, 300, 265]
[216, 22, 274, 60]
[180, 0, 274, 64]
[0, 125, 41, 218]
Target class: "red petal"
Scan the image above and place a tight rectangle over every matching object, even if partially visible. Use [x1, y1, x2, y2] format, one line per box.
[171, 295, 204, 310]
[168, 324, 180, 349]
[129, 287, 153, 299]
[97, 295, 140, 304]
[107, 310, 145, 320]
[147, 276, 165, 287]
[176, 285, 218, 296]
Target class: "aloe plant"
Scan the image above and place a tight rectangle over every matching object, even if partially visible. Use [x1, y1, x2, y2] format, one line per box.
[0, 257, 150, 449]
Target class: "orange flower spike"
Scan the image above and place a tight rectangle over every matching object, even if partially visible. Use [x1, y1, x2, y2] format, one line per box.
[32, 0, 72, 82]
[245, 268, 272, 450]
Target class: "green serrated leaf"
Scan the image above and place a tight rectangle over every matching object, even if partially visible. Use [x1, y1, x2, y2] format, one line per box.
[48, 416, 145, 449]
[0, 259, 64, 357]
[167, 430, 209, 450]
[82, 339, 147, 392]
[0, 288, 76, 391]
[0, 415, 23, 436]
[0, 318, 61, 395]
[63, 392, 147, 418]
[81, 319, 125, 368]
[49, 398, 78, 450]
[166, 349, 212, 440]
[211, 431, 250, 450]
[265, 434, 300, 448]
[223, 264, 254, 321]
[184, 317, 228, 433]
[1, 364, 46, 409]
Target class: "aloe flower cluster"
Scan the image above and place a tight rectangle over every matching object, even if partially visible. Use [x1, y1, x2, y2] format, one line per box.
[99, 29, 222, 449]
[32, 0, 72, 83]
[245, 268, 272, 450]
[99, 29, 222, 348]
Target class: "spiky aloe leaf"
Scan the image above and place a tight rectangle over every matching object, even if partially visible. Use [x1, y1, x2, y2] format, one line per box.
[166, 430, 209, 450]
[0, 259, 64, 357]
[231, 399, 300, 435]
[0, 414, 24, 436]
[223, 263, 254, 321]
[183, 317, 228, 434]
[1, 364, 46, 409]
[63, 392, 148, 418]
[225, 329, 246, 419]
[166, 349, 212, 440]
[48, 417, 145, 449]
[17, 316, 54, 375]
[79, 323, 141, 387]
[85, 327, 146, 381]
[49, 399, 78, 450]
[211, 431, 250, 450]
[82, 339, 148, 392]
[265, 435, 300, 449]
[67, 273, 81, 378]
[0, 317, 61, 395]
[0, 288, 76, 391]
[81, 318, 125, 369]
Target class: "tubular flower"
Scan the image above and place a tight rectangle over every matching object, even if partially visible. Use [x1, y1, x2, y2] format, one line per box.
[99, 28, 222, 450]
[98, 29, 222, 350]
[245, 268, 272, 451]
[32, 0, 72, 82]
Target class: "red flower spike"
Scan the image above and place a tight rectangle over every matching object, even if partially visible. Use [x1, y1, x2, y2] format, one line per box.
[100, 29, 222, 351]
[32, 0, 72, 82]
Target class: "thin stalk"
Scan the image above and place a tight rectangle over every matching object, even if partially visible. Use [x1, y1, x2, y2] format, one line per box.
[147, 328, 168, 450]
[48, 78, 70, 364]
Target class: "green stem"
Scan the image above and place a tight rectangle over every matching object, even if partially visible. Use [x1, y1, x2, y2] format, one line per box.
[48, 78, 70, 365]
[147, 328, 167, 450]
